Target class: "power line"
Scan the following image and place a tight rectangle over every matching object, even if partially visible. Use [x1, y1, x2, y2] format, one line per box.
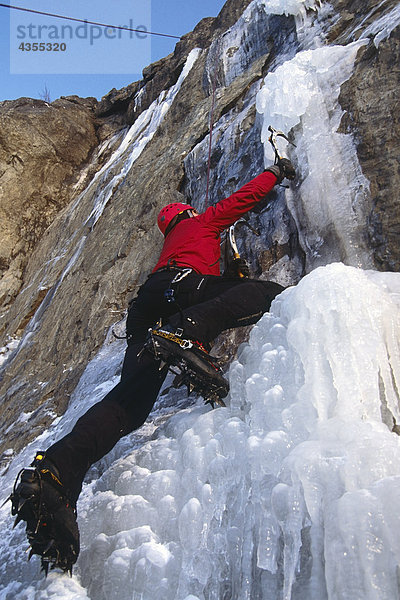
[0, 3, 181, 40]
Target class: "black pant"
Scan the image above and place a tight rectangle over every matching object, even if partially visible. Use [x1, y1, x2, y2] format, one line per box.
[46, 271, 284, 503]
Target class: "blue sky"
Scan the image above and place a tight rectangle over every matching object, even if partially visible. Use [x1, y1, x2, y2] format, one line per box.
[0, 0, 227, 102]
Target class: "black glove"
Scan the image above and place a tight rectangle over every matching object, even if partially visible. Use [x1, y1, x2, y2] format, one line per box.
[224, 257, 250, 278]
[265, 158, 296, 183]
[277, 157, 296, 181]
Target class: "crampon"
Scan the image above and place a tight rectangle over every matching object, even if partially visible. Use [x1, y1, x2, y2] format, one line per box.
[8, 453, 79, 575]
[146, 328, 229, 408]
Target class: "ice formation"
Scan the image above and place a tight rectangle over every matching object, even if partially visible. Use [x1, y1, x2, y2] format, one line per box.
[359, 2, 400, 47]
[258, 0, 322, 18]
[84, 47, 202, 228]
[2, 265, 400, 600]
[256, 40, 372, 270]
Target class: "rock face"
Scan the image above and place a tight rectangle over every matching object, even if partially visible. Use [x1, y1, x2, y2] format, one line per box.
[0, 97, 97, 307]
[0, 95, 128, 311]
[330, 0, 400, 270]
[0, 0, 399, 457]
[339, 26, 400, 270]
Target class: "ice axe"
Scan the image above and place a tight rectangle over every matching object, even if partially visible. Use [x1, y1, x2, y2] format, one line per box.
[227, 218, 260, 278]
[268, 125, 296, 164]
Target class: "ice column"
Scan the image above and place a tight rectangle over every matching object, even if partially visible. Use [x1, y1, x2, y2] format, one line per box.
[256, 41, 373, 270]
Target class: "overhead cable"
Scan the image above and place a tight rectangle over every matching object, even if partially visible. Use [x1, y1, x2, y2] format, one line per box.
[0, 3, 181, 40]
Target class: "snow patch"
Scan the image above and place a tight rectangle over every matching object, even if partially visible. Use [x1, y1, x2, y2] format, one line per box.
[258, 0, 321, 17]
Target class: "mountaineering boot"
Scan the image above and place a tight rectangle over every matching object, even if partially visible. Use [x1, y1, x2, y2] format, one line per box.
[145, 325, 229, 407]
[9, 452, 80, 575]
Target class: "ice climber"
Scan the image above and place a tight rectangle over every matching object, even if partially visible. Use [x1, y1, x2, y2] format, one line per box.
[9, 158, 296, 573]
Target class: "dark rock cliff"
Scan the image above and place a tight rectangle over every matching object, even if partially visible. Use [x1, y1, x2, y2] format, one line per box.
[339, 25, 400, 270]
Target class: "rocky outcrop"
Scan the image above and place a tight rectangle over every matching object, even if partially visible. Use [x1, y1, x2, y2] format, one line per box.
[338, 25, 400, 270]
[327, 0, 400, 271]
[0, 95, 125, 311]
[96, 0, 254, 125]
[327, 0, 399, 43]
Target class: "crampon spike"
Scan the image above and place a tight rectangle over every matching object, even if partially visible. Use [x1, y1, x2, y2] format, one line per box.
[17, 497, 30, 513]
[41, 560, 49, 577]
[146, 328, 229, 406]
[9, 462, 80, 576]
[13, 513, 23, 529]
[42, 539, 55, 556]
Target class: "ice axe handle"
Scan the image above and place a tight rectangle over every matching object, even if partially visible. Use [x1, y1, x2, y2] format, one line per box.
[234, 253, 246, 278]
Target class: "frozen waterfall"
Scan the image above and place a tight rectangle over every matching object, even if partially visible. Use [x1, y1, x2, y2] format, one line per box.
[1, 265, 400, 599]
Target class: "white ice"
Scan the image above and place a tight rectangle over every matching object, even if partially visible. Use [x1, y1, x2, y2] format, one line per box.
[2, 264, 400, 600]
[258, 0, 321, 18]
[1, 1, 399, 598]
[0, 336, 20, 368]
[358, 1, 400, 47]
[256, 41, 373, 270]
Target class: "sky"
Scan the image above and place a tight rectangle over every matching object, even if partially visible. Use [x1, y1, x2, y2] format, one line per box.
[0, 0, 227, 102]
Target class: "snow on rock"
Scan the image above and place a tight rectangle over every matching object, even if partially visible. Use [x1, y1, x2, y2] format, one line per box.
[0, 337, 20, 368]
[359, 2, 400, 47]
[258, 0, 321, 18]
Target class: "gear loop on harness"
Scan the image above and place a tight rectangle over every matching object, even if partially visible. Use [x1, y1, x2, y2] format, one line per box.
[163, 267, 194, 329]
[164, 267, 193, 303]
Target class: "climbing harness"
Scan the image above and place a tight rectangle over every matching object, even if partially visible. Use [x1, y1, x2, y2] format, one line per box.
[164, 268, 193, 304]
[162, 267, 195, 331]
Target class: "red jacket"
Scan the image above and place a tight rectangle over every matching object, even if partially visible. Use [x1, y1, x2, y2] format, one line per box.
[153, 170, 278, 276]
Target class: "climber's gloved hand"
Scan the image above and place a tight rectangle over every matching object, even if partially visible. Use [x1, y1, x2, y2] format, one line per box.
[265, 158, 296, 183]
[224, 257, 250, 278]
[277, 157, 296, 181]
[234, 257, 250, 278]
